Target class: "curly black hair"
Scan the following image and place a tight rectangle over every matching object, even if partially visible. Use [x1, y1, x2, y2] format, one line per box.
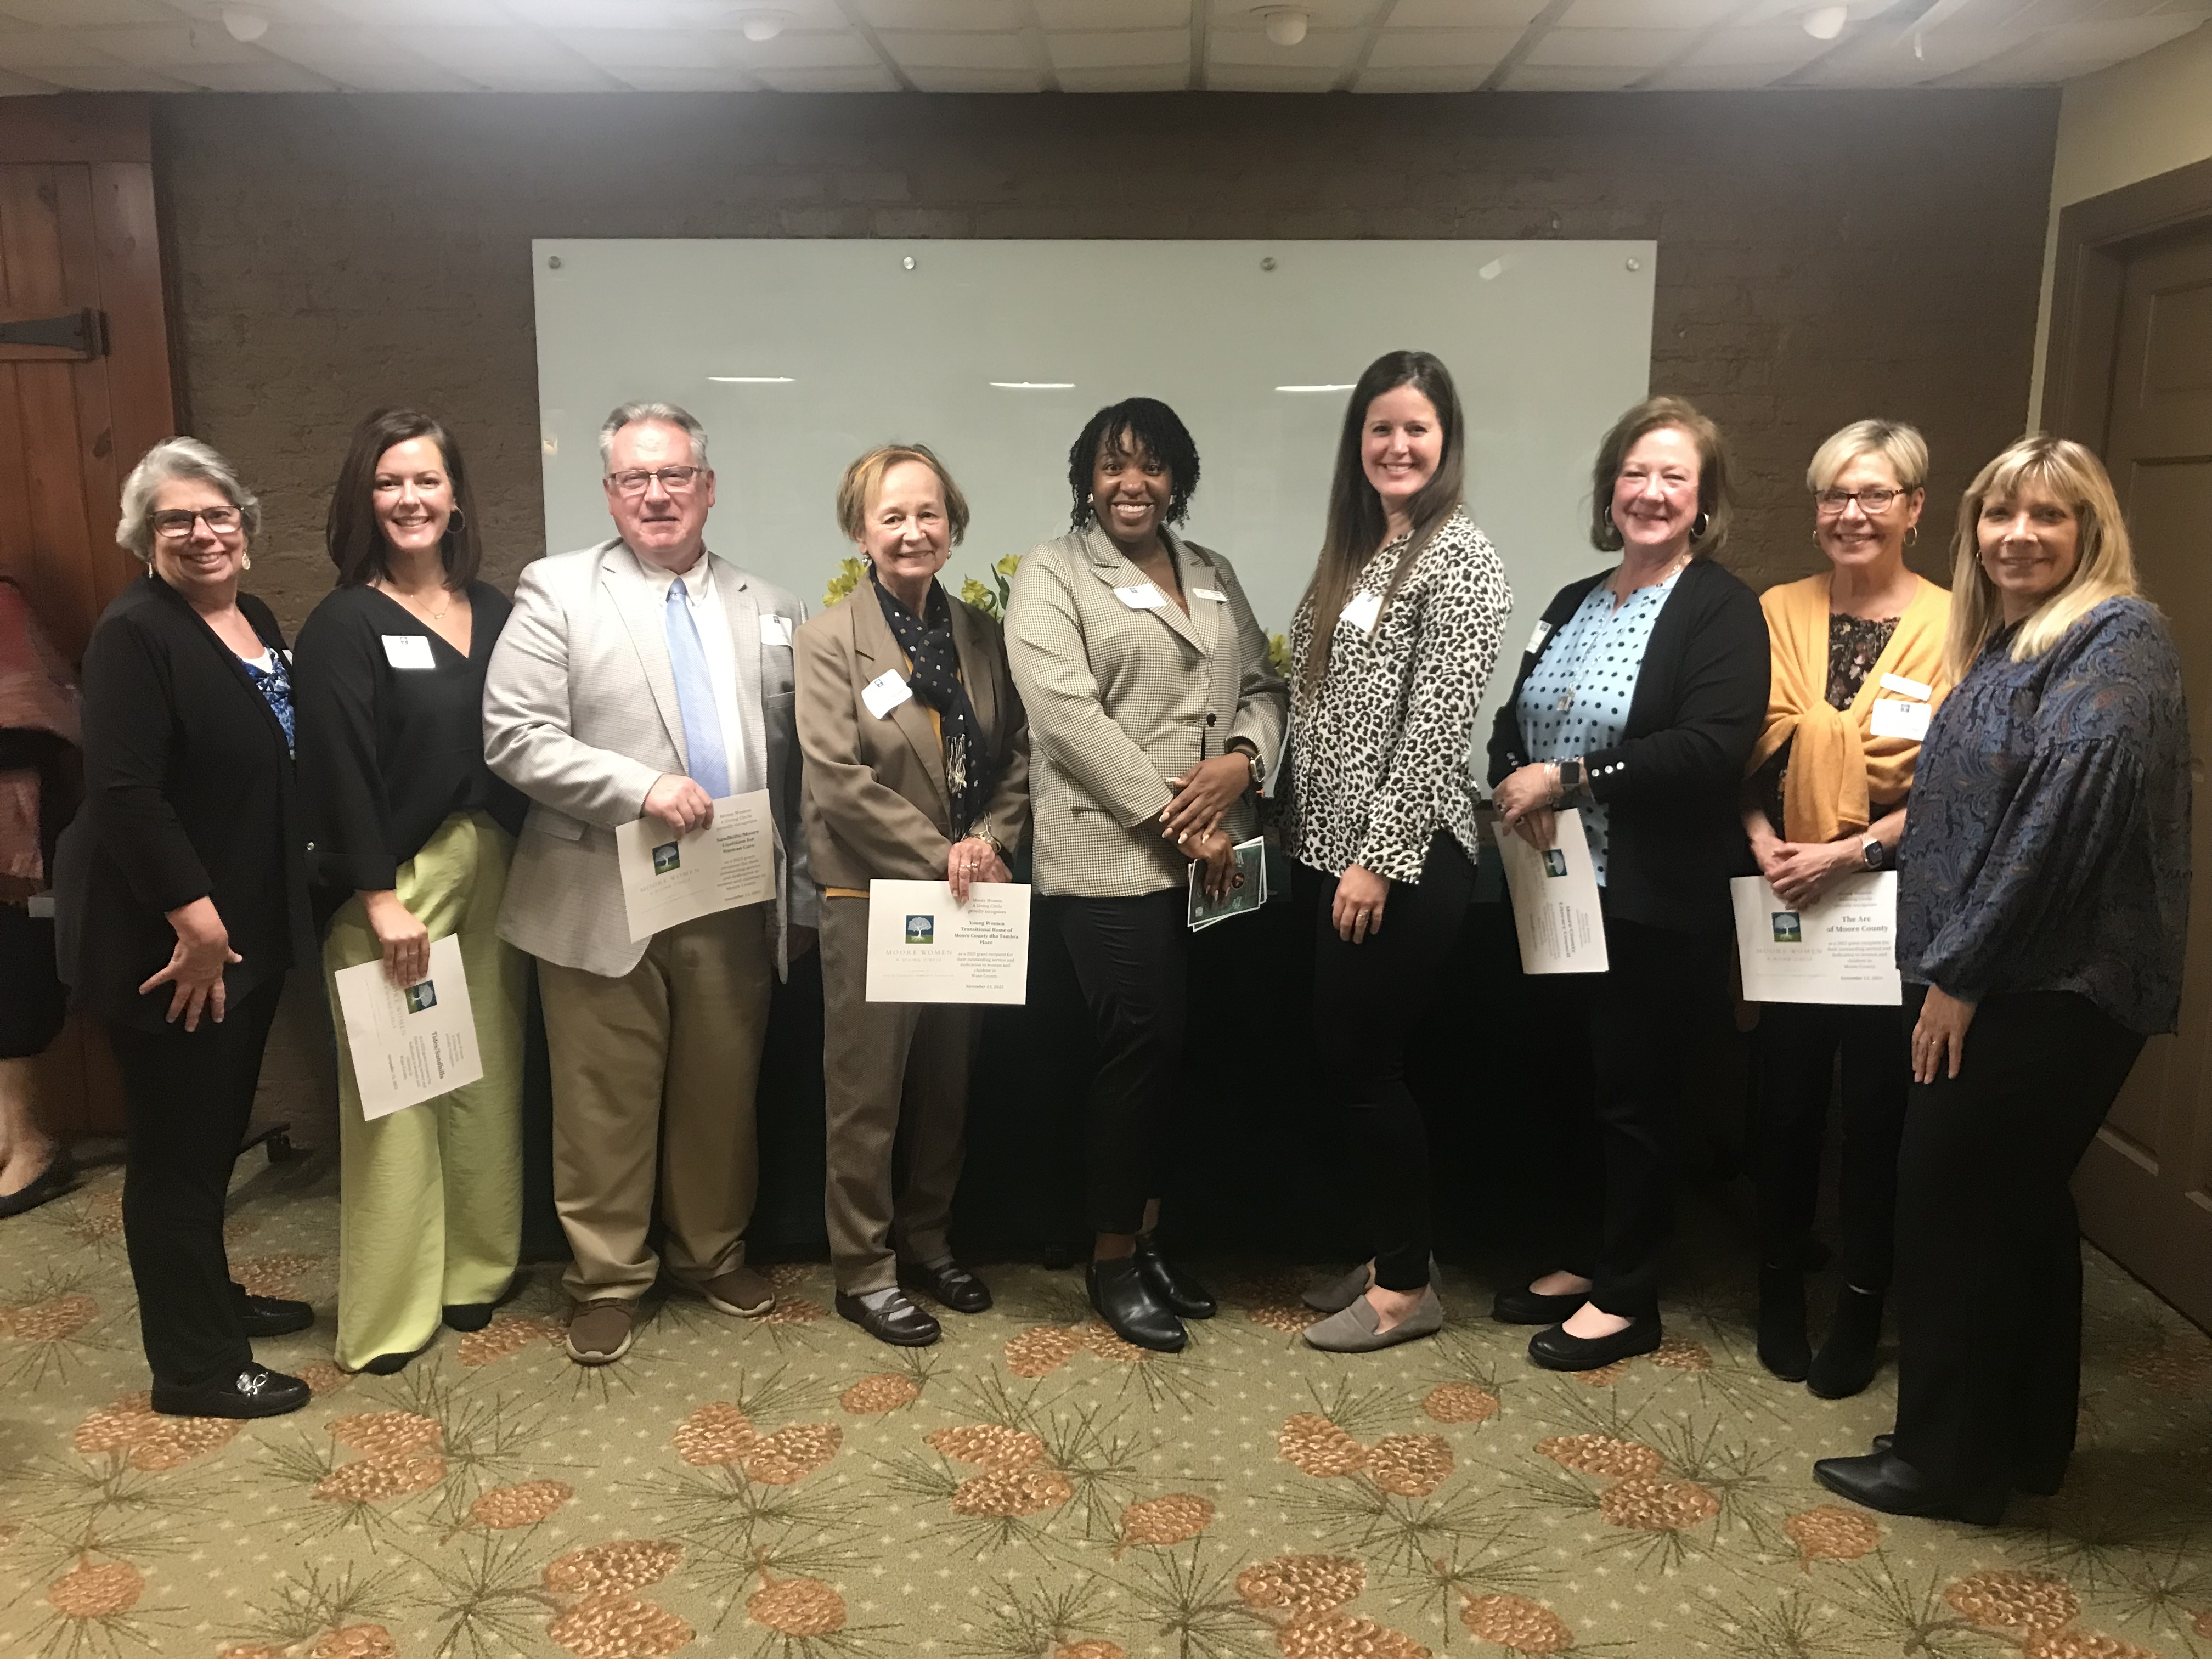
[1065, 397, 1201, 532]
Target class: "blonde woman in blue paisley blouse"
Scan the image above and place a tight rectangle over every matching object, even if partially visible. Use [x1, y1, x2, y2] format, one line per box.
[1286, 350, 1513, 1353]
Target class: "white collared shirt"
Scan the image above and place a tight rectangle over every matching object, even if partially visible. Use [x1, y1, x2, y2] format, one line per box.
[628, 543, 758, 795]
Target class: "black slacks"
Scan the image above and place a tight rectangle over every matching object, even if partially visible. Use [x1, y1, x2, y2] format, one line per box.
[1891, 985, 2143, 1496]
[1300, 832, 1477, 1291]
[1045, 890, 1189, 1235]
[1753, 999, 1909, 1290]
[105, 976, 285, 1387]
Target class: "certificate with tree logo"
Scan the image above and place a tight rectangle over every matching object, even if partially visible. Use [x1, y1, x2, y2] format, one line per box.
[614, 789, 777, 943]
[864, 879, 1031, 1005]
[1494, 808, 1609, 974]
[332, 934, 486, 1120]
[1731, 872, 1901, 1005]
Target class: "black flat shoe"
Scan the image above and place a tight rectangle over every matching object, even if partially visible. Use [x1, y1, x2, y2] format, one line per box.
[1757, 1263, 1810, 1382]
[231, 1290, 314, 1338]
[0, 1152, 74, 1218]
[1087, 1257, 1186, 1353]
[1813, 1449, 2006, 1526]
[897, 1259, 992, 1314]
[1132, 1235, 1215, 1319]
[835, 1290, 940, 1347]
[151, 1363, 311, 1419]
[1808, 1287, 1883, 1400]
[1864, 1434, 2060, 1497]
[1528, 1314, 1663, 1372]
[354, 1339, 436, 1375]
[1492, 1283, 1589, 1325]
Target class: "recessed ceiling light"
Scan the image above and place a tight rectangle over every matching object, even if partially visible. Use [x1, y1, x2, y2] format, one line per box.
[222, 3, 270, 42]
[1801, 4, 1849, 41]
[1256, 7, 1308, 47]
[739, 8, 791, 42]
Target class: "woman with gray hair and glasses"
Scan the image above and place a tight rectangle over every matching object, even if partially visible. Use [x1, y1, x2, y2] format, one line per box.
[53, 437, 317, 1420]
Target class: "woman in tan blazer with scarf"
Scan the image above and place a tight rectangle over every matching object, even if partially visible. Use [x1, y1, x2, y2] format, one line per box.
[797, 444, 1029, 1348]
[1005, 396, 1288, 1354]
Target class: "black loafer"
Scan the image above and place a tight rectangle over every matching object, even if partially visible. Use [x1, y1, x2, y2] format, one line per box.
[835, 1290, 941, 1347]
[1813, 1448, 2006, 1527]
[0, 1153, 74, 1218]
[1492, 1283, 1590, 1325]
[1086, 1257, 1186, 1353]
[897, 1259, 992, 1314]
[232, 1291, 314, 1338]
[1132, 1235, 1215, 1319]
[1865, 1434, 2059, 1497]
[1528, 1313, 1663, 1372]
[150, 1363, 311, 1419]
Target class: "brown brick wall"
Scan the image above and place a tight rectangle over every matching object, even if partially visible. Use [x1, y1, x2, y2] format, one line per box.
[154, 88, 2058, 627]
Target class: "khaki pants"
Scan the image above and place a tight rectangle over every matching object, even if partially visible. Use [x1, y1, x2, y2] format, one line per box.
[537, 904, 774, 1303]
[820, 895, 978, 1294]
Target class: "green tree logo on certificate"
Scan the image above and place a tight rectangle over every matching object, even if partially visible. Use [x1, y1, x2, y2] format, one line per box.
[652, 842, 681, 875]
[1771, 912, 1803, 943]
[1543, 849, 1567, 877]
[404, 980, 438, 1013]
[905, 915, 935, 945]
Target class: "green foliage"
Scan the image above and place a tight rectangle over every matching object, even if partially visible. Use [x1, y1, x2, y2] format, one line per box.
[822, 556, 867, 610]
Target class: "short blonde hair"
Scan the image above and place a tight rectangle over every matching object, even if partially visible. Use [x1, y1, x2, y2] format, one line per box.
[1589, 394, 1733, 558]
[834, 444, 969, 546]
[1944, 434, 2138, 683]
[1807, 419, 1928, 493]
[116, 437, 261, 562]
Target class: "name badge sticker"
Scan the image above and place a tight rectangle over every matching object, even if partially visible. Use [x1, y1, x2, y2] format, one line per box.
[1879, 671, 1932, 701]
[382, 634, 436, 670]
[1114, 582, 1169, 611]
[1341, 592, 1383, 634]
[1190, 586, 1228, 603]
[1869, 697, 1932, 741]
[1526, 619, 1553, 656]
[759, 614, 794, 648]
[861, 669, 913, 720]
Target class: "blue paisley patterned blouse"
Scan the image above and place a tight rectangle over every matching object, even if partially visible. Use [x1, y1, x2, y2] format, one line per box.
[1897, 597, 2191, 1035]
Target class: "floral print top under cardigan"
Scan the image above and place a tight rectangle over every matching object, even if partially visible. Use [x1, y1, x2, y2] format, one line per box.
[1897, 596, 2191, 1035]
[1283, 510, 1513, 882]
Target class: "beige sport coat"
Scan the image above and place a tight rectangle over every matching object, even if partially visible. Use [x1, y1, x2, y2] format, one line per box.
[794, 582, 1030, 893]
[1005, 523, 1287, 898]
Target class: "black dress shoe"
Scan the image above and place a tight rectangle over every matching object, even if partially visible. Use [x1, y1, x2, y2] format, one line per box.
[1813, 1449, 2006, 1526]
[231, 1290, 314, 1338]
[897, 1259, 992, 1314]
[356, 1345, 430, 1376]
[1808, 1287, 1883, 1400]
[1492, 1283, 1589, 1325]
[1528, 1313, 1663, 1372]
[1864, 1434, 2059, 1497]
[1757, 1263, 1810, 1383]
[444, 1279, 520, 1333]
[151, 1363, 311, 1420]
[0, 1153, 74, 1218]
[835, 1290, 940, 1347]
[1132, 1235, 1215, 1319]
[1086, 1257, 1186, 1353]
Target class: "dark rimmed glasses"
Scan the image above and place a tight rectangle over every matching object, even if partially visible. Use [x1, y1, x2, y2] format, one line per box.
[1815, 487, 1907, 515]
[607, 466, 704, 496]
[150, 506, 243, 539]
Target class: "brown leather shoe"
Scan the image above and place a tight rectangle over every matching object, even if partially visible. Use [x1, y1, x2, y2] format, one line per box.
[565, 1300, 635, 1365]
[693, 1265, 774, 1318]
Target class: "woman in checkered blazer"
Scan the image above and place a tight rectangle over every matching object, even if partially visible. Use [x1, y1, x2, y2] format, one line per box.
[1005, 397, 1288, 1355]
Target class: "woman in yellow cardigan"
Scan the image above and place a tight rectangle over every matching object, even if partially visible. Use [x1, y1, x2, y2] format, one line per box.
[1740, 420, 1951, 1398]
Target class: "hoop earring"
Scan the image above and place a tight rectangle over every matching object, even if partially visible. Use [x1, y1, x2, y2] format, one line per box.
[1690, 511, 1709, 543]
[1905, 525, 1918, 548]
[446, 506, 467, 535]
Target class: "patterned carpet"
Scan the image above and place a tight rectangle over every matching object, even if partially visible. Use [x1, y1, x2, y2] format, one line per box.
[3, 1155, 2210, 1659]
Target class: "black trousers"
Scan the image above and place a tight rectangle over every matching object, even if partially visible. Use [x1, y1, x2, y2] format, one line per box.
[1300, 832, 1477, 1291]
[1533, 913, 1731, 1319]
[1891, 985, 2143, 1496]
[1045, 890, 1189, 1235]
[105, 977, 285, 1387]
[1753, 1000, 1909, 1290]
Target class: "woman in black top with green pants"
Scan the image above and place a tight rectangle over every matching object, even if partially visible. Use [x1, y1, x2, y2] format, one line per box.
[294, 408, 527, 1375]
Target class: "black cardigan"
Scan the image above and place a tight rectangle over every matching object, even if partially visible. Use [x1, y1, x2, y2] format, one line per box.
[54, 574, 315, 1029]
[1487, 556, 1770, 933]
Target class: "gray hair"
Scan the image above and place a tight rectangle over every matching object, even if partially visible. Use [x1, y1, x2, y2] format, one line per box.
[116, 437, 262, 562]
[597, 402, 709, 472]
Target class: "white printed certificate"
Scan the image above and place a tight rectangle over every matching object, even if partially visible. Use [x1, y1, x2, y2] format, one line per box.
[614, 790, 777, 942]
[1731, 872, 1902, 1006]
[332, 934, 486, 1121]
[865, 879, 1031, 1005]
[1495, 808, 1610, 975]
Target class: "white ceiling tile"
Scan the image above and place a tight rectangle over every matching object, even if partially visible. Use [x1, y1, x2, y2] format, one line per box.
[1036, 0, 1188, 22]
[307, 0, 521, 21]
[879, 28, 1035, 66]
[1942, 12, 2204, 77]
[0, 0, 173, 22]
[1365, 25, 1523, 64]
[1207, 24, 1363, 64]
[0, 65, 60, 89]
[1499, 58, 1645, 84]
[25, 61, 198, 87]
[1387, 0, 1547, 22]
[398, 26, 618, 88]
[178, 58, 341, 88]
[1057, 59, 1190, 86]
[1206, 0, 1384, 20]
[0, 31, 130, 66]
[1353, 61, 1496, 86]
[727, 30, 881, 66]
[902, 62, 1050, 87]
[1524, 25, 1685, 64]
[1205, 60, 1347, 86]
[1643, 57, 1795, 84]
[1046, 27, 1186, 66]
[554, 25, 732, 69]
[858, 0, 1024, 26]
[498, 0, 695, 24]
[79, 23, 270, 66]
[607, 64, 771, 87]
[1559, 0, 1735, 24]
[246, 24, 477, 83]
[1675, 21, 1826, 64]
[752, 61, 902, 88]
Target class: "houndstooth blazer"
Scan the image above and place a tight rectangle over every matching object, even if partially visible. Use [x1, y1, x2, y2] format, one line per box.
[1005, 522, 1288, 899]
[482, 537, 813, 980]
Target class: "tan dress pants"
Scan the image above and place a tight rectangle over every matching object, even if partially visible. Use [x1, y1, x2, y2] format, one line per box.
[536, 904, 774, 1304]
[820, 895, 979, 1295]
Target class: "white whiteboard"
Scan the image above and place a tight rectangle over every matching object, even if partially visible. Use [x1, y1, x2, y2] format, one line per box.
[532, 238, 1655, 741]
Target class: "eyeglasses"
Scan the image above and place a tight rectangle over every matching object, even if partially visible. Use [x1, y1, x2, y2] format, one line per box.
[607, 466, 703, 496]
[1815, 487, 1907, 515]
[150, 507, 242, 539]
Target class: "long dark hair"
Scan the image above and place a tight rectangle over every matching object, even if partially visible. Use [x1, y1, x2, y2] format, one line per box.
[1065, 397, 1201, 532]
[1300, 351, 1465, 689]
[325, 407, 483, 588]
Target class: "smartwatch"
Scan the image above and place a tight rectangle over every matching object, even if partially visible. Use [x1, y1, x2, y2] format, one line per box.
[1554, 757, 1586, 804]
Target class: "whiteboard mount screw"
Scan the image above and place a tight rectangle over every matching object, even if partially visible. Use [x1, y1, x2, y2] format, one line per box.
[546, 255, 562, 270]
[902, 255, 916, 270]
[1625, 257, 1640, 272]
[1260, 256, 1277, 271]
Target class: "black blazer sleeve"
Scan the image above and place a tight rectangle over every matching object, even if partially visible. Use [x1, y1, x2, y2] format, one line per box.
[294, 594, 400, 892]
[80, 605, 212, 915]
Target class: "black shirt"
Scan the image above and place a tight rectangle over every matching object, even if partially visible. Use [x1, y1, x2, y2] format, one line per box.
[294, 582, 526, 893]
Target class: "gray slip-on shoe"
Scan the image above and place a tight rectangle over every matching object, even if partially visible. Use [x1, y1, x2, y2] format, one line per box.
[1302, 1262, 1373, 1313]
[1301, 1286, 1444, 1352]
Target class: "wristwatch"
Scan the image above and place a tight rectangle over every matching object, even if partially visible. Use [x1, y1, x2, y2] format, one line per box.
[1228, 740, 1265, 788]
[1553, 757, 1587, 805]
[1861, 837, 1887, 871]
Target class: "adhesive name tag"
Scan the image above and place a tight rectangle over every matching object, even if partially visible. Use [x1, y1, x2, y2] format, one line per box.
[861, 669, 913, 720]
[1190, 586, 1228, 602]
[1341, 592, 1383, 634]
[1869, 697, 1931, 741]
[1879, 670, 1932, 701]
[1526, 619, 1553, 655]
[1115, 582, 1169, 610]
[382, 634, 436, 670]
[759, 614, 794, 648]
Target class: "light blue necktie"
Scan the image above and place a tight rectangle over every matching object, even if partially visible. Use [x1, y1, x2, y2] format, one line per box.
[663, 577, 731, 800]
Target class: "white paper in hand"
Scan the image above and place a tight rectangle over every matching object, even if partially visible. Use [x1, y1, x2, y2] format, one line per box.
[615, 791, 777, 941]
[1493, 809, 1609, 974]
[865, 879, 1031, 1005]
[1732, 872, 1901, 1005]
[333, 933, 484, 1120]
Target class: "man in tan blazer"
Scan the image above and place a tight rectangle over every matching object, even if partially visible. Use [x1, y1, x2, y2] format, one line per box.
[483, 401, 813, 1365]
[796, 444, 1028, 1347]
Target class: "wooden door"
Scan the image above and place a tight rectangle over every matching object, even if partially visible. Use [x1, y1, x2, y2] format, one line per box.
[2073, 222, 2212, 1332]
[0, 96, 176, 1140]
